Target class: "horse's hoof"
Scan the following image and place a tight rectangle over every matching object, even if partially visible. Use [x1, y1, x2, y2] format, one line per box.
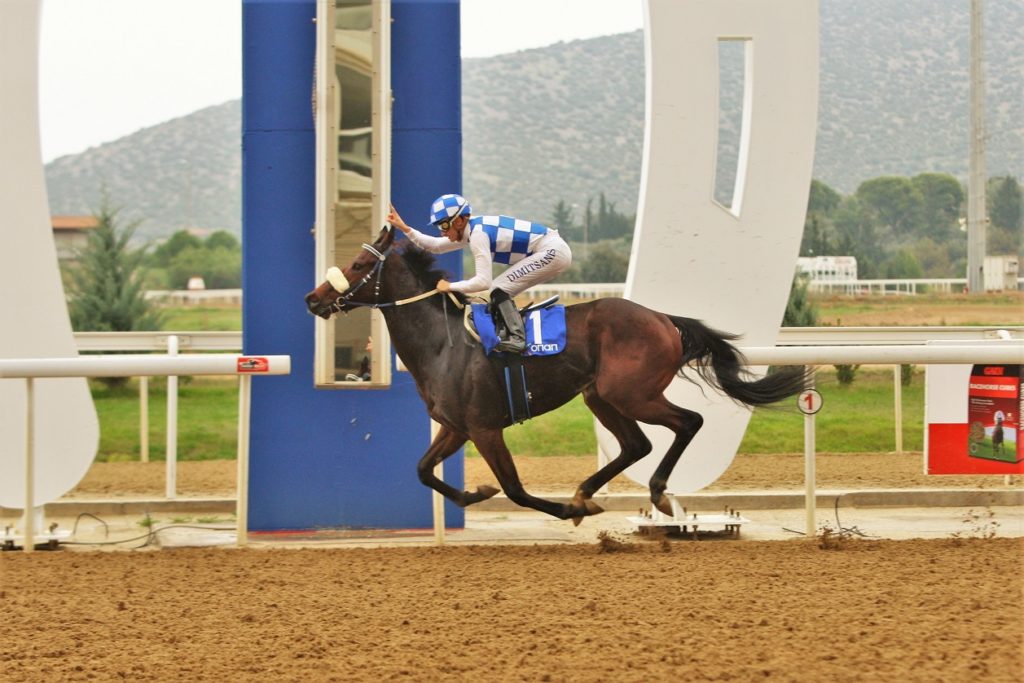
[653, 493, 673, 516]
[570, 499, 604, 526]
[476, 485, 500, 500]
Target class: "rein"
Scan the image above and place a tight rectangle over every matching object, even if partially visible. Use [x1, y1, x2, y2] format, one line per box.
[327, 242, 465, 315]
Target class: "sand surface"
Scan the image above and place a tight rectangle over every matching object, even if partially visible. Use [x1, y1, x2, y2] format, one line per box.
[2, 454, 1018, 681]
[3, 539, 1021, 682]
[64, 452, 1013, 499]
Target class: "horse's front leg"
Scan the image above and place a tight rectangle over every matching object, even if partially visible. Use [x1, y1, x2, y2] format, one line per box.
[416, 425, 500, 507]
[472, 428, 603, 524]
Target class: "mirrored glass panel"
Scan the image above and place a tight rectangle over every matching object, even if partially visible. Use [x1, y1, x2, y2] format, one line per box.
[315, 0, 390, 386]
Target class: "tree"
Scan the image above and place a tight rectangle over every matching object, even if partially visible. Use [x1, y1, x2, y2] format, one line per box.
[856, 176, 923, 239]
[67, 199, 162, 334]
[579, 241, 629, 282]
[833, 196, 884, 278]
[802, 180, 841, 256]
[205, 230, 240, 251]
[800, 214, 834, 257]
[911, 172, 962, 241]
[882, 249, 924, 278]
[782, 275, 818, 327]
[167, 245, 242, 289]
[987, 176, 1022, 257]
[988, 176, 1021, 233]
[591, 193, 633, 241]
[150, 230, 202, 267]
[807, 179, 841, 216]
[551, 200, 576, 239]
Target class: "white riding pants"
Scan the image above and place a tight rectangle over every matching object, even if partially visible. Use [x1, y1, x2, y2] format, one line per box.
[492, 231, 572, 297]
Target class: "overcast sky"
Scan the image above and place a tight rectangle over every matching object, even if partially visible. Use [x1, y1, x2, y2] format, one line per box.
[38, 0, 642, 162]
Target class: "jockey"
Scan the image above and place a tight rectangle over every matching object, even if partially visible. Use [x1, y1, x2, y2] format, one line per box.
[387, 194, 572, 353]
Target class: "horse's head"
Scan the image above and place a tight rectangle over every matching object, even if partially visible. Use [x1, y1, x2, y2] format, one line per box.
[304, 225, 395, 319]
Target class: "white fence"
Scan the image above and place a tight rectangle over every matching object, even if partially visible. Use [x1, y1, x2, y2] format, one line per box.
[528, 279, 1023, 300]
[1, 352, 290, 552]
[63, 328, 1023, 545]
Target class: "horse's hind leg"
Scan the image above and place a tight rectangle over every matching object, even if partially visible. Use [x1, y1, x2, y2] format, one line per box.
[417, 425, 500, 508]
[626, 396, 704, 516]
[573, 388, 652, 508]
[472, 428, 602, 523]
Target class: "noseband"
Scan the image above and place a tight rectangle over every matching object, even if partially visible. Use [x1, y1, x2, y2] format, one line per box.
[324, 243, 390, 314]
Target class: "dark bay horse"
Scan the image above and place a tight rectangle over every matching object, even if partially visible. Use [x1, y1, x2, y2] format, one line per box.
[305, 226, 807, 523]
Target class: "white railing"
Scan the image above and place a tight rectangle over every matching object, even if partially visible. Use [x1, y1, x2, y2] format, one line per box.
[72, 325, 1023, 352]
[72, 325, 1022, 469]
[531, 278, 1024, 299]
[144, 289, 242, 305]
[732, 341, 1023, 537]
[61, 329, 1023, 545]
[74, 330, 242, 351]
[0, 353, 291, 552]
[807, 278, 1024, 296]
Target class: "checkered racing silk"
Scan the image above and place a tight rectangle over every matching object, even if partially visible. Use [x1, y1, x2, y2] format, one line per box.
[429, 194, 472, 224]
[470, 215, 551, 265]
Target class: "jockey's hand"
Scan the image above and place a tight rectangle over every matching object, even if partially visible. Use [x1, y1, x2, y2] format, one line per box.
[387, 203, 411, 234]
[436, 279, 452, 293]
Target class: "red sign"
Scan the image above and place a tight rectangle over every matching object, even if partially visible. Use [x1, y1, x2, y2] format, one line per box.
[237, 356, 270, 373]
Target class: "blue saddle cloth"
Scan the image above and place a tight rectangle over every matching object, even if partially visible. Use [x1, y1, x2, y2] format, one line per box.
[471, 304, 566, 356]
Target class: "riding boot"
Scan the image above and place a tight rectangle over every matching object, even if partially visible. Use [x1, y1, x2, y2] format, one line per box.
[491, 290, 526, 353]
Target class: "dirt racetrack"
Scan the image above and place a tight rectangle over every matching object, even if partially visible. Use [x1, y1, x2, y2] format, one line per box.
[64, 451, 1015, 499]
[3, 539, 1021, 682]
[3, 454, 1021, 681]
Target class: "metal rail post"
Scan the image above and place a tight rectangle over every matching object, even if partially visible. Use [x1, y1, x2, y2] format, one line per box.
[166, 335, 179, 499]
[139, 377, 149, 462]
[23, 378, 35, 553]
[236, 374, 252, 546]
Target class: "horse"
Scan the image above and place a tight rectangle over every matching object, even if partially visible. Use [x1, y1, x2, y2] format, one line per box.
[305, 226, 807, 523]
[992, 416, 1005, 456]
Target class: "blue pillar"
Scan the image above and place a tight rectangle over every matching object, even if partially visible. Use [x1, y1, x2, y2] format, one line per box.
[242, 0, 464, 531]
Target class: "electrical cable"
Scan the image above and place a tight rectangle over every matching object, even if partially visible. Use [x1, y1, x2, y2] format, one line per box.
[782, 494, 878, 538]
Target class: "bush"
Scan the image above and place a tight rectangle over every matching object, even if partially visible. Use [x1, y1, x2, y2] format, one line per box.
[834, 364, 860, 386]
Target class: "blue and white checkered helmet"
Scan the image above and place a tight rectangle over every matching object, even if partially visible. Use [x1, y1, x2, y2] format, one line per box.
[429, 193, 471, 225]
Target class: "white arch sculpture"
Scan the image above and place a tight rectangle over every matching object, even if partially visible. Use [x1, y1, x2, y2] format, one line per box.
[0, 1, 100, 509]
[601, 0, 820, 492]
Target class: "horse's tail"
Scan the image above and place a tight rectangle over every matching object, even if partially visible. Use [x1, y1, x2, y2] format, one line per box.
[668, 316, 808, 407]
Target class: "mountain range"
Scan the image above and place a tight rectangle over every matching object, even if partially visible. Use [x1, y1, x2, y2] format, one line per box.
[45, 0, 1022, 242]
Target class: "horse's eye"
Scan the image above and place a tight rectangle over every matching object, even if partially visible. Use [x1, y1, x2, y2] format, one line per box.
[353, 263, 364, 271]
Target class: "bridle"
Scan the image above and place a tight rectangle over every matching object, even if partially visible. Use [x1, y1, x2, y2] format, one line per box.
[324, 241, 462, 315]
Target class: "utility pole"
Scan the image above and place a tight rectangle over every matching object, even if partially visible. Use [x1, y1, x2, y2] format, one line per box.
[967, 0, 987, 293]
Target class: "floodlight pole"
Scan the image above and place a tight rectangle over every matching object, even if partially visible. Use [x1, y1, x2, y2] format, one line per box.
[966, 0, 987, 294]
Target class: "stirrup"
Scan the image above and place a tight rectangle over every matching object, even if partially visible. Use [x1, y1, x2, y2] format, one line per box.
[495, 337, 526, 353]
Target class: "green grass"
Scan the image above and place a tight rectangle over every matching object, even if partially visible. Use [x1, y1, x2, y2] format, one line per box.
[96, 292, 1005, 462]
[739, 368, 924, 453]
[90, 368, 924, 462]
[159, 305, 241, 331]
[91, 377, 239, 462]
[466, 368, 923, 457]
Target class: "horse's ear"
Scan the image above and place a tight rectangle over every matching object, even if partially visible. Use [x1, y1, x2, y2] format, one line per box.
[378, 223, 395, 248]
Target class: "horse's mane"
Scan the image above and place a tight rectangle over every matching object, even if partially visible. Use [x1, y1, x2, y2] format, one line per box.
[398, 244, 468, 307]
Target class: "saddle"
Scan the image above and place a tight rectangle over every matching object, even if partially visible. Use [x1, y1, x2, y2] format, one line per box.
[466, 295, 563, 356]
[466, 295, 563, 424]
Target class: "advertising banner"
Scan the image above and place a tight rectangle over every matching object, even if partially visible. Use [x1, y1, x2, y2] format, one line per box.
[926, 362, 1024, 475]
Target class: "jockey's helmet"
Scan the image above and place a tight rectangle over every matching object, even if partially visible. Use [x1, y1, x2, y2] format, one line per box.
[429, 193, 471, 226]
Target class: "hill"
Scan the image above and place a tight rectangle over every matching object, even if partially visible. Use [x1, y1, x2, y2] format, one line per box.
[45, 0, 1022, 240]
[45, 100, 240, 242]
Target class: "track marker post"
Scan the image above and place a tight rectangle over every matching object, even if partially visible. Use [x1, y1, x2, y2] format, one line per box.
[797, 379, 823, 536]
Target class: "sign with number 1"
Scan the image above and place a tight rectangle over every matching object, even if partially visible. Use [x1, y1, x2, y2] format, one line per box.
[798, 389, 823, 415]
